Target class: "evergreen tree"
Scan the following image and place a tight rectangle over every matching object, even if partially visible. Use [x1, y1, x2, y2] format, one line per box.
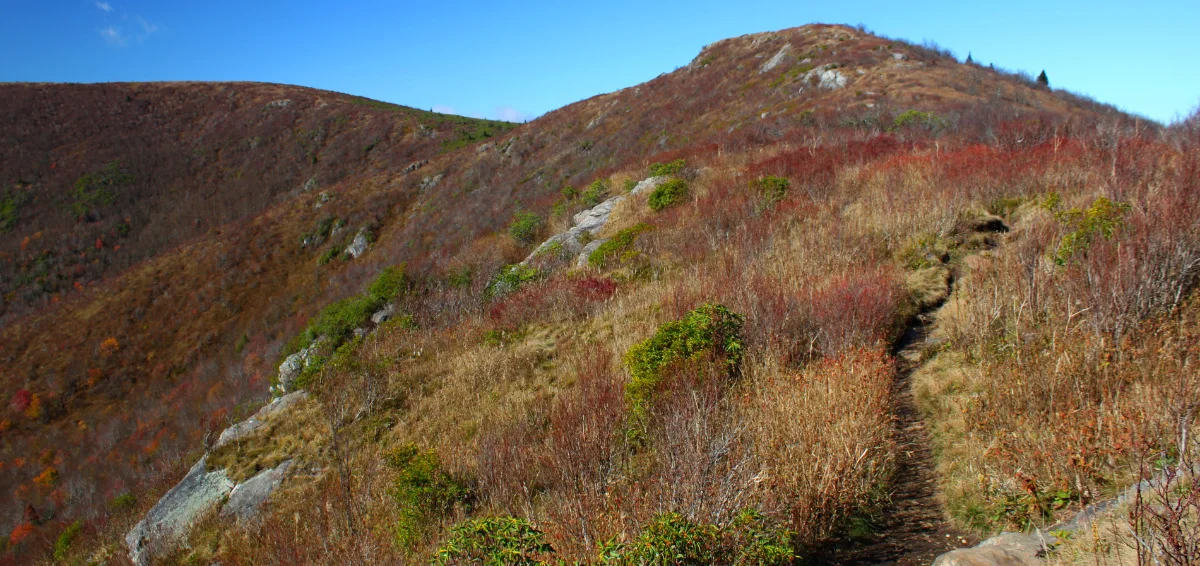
[1037, 70, 1049, 87]
[966, 52, 974, 64]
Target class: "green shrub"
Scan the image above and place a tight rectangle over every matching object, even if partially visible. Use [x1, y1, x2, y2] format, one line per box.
[436, 517, 555, 566]
[892, 109, 947, 131]
[600, 510, 793, 566]
[624, 304, 744, 440]
[751, 175, 790, 207]
[560, 185, 579, 201]
[109, 492, 136, 511]
[1053, 197, 1130, 265]
[723, 509, 795, 565]
[317, 247, 339, 265]
[508, 211, 544, 245]
[648, 178, 689, 211]
[70, 161, 130, 218]
[368, 264, 407, 303]
[447, 266, 473, 288]
[588, 224, 653, 269]
[53, 521, 83, 561]
[601, 513, 719, 566]
[623, 179, 639, 193]
[0, 190, 30, 234]
[582, 178, 610, 207]
[648, 158, 686, 177]
[486, 264, 540, 297]
[388, 444, 467, 548]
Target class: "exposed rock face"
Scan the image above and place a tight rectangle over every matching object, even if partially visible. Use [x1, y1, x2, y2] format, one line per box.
[215, 391, 309, 449]
[933, 532, 1054, 566]
[522, 175, 667, 268]
[760, 43, 793, 74]
[221, 460, 293, 522]
[125, 456, 235, 566]
[371, 303, 396, 324]
[344, 229, 370, 259]
[276, 344, 321, 393]
[800, 65, 848, 91]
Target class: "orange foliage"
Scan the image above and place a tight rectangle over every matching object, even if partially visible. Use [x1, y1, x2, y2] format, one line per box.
[33, 466, 57, 487]
[100, 337, 119, 356]
[8, 522, 33, 546]
[23, 393, 42, 420]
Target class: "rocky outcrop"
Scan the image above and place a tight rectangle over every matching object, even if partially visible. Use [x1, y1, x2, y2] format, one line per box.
[523, 175, 667, 268]
[125, 456, 235, 566]
[344, 229, 370, 259]
[371, 303, 396, 324]
[221, 460, 293, 522]
[760, 43, 793, 74]
[933, 532, 1055, 566]
[275, 343, 322, 394]
[126, 391, 309, 563]
[799, 64, 848, 91]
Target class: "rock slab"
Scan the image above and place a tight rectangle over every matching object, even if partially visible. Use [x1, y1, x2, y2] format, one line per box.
[125, 456, 235, 566]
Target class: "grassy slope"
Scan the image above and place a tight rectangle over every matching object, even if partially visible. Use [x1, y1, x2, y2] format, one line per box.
[5, 23, 1193, 564]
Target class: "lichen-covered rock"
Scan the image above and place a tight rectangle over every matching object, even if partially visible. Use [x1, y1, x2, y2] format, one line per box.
[933, 532, 1056, 566]
[221, 460, 292, 522]
[344, 229, 369, 259]
[577, 239, 605, 268]
[216, 391, 308, 449]
[799, 65, 848, 91]
[760, 43, 793, 74]
[522, 175, 668, 267]
[125, 456, 234, 566]
[371, 303, 396, 325]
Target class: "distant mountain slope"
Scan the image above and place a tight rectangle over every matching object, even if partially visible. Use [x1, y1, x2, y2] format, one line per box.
[0, 24, 1146, 562]
[0, 82, 513, 318]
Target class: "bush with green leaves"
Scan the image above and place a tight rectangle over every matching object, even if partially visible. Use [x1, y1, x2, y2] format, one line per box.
[1052, 196, 1130, 265]
[600, 513, 718, 565]
[53, 521, 82, 562]
[508, 211, 544, 245]
[70, 161, 131, 218]
[623, 178, 639, 193]
[486, 264, 540, 297]
[722, 509, 796, 565]
[625, 304, 744, 439]
[648, 178, 689, 211]
[599, 510, 793, 566]
[581, 178, 610, 207]
[282, 265, 408, 368]
[388, 444, 468, 548]
[588, 223, 653, 269]
[0, 189, 31, 234]
[436, 517, 554, 565]
[368, 264, 407, 303]
[892, 109, 947, 132]
[648, 158, 686, 177]
[751, 175, 790, 208]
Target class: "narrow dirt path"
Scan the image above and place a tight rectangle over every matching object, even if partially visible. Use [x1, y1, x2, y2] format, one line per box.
[811, 281, 977, 565]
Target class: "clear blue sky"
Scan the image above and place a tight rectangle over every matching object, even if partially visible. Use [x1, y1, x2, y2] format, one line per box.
[2, 0, 1196, 124]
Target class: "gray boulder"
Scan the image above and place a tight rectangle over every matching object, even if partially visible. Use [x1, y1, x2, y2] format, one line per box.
[933, 532, 1056, 566]
[522, 175, 668, 267]
[215, 391, 308, 449]
[577, 239, 606, 268]
[125, 456, 235, 566]
[371, 303, 396, 325]
[344, 229, 369, 259]
[221, 460, 292, 522]
[759, 43, 793, 74]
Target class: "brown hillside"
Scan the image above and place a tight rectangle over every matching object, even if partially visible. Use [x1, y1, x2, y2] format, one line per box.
[0, 23, 1165, 563]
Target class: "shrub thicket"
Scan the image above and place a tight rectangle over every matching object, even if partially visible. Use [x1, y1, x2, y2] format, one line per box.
[388, 444, 468, 547]
[648, 178, 689, 211]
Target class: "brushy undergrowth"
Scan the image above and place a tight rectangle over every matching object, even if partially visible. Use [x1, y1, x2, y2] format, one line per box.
[388, 444, 468, 548]
[648, 178, 689, 211]
[624, 304, 744, 441]
[588, 223, 653, 269]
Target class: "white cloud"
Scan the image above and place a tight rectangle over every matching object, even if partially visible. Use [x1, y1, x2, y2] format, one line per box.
[99, 26, 126, 46]
[431, 105, 455, 114]
[493, 106, 530, 123]
[95, 1, 113, 12]
[136, 16, 159, 35]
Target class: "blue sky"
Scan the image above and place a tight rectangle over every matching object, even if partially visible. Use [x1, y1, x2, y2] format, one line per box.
[2, 0, 1196, 124]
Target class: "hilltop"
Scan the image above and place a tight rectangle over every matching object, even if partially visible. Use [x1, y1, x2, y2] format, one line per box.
[0, 24, 1196, 565]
